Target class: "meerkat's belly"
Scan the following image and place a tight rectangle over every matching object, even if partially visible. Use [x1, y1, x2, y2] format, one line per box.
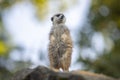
[53, 28, 67, 56]
[54, 28, 66, 47]
[53, 35, 66, 49]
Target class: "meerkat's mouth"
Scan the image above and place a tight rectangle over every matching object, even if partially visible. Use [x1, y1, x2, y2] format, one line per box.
[57, 20, 63, 23]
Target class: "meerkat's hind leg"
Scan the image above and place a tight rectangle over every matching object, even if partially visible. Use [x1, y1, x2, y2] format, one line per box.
[61, 48, 72, 72]
[61, 58, 69, 72]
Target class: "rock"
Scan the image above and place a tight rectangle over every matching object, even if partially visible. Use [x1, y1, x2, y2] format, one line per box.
[11, 66, 117, 80]
[71, 70, 116, 80]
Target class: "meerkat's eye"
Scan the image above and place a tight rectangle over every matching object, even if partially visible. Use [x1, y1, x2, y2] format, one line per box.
[56, 14, 60, 17]
[51, 17, 53, 21]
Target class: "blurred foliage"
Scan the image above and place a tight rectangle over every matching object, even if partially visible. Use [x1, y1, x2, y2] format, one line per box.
[31, 0, 78, 20]
[31, 0, 49, 20]
[78, 0, 120, 78]
[0, 0, 120, 80]
[90, 0, 120, 31]
[0, 41, 9, 55]
[0, 67, 12, 80]
[0, 0, 22, 10]
[0, 4, 13, 80]
[0, 0, 29, 80]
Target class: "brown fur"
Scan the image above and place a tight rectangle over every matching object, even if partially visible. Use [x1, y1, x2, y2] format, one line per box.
[48, 13, 72, 71]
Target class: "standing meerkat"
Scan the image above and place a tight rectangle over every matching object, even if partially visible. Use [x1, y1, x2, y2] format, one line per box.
[48, 13, 73, 72]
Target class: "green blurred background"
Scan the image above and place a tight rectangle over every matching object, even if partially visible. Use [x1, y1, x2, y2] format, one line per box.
[0, 0, 120, 80]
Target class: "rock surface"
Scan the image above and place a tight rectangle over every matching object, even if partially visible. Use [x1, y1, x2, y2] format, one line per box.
[11, 66, 117, 80]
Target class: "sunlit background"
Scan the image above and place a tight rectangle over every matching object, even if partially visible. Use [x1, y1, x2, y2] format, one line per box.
[0, 0, 120, 80]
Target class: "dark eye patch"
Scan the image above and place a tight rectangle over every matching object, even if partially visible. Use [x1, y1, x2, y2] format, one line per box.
[56, 14, 60, 17]
[51, 17, 53, 21]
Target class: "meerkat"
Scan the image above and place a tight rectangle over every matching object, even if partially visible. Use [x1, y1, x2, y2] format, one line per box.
[48, 13, 73, 72]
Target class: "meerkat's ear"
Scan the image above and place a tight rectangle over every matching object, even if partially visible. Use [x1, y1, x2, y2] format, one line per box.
[51, 17, 53, 21]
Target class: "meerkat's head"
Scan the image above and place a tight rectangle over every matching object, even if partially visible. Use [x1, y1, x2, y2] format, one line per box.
[51, 13, 66, 25]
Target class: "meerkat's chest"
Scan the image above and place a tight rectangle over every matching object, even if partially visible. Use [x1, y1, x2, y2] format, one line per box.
[53, 26, 65, 37]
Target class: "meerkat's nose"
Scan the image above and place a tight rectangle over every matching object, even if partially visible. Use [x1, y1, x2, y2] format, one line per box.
[60, 15, 64, 19]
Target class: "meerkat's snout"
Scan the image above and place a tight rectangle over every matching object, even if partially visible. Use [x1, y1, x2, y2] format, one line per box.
[60, 15, 64, 19]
